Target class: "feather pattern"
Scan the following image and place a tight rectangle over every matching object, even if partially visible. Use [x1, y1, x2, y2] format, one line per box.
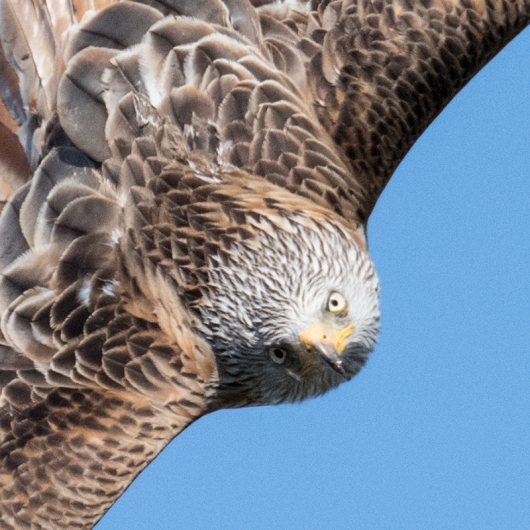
[0, 0, 528, 528]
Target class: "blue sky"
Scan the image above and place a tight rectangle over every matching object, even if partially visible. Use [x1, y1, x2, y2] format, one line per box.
[96, 28, 530, 530]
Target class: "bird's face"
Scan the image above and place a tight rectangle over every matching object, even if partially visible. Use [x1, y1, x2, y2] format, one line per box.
[198, 218, 380, 408]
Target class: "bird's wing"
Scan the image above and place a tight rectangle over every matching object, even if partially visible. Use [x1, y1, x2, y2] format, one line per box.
[2, 1, 530, 227]
[0, 0, 385, 233]
[266, 0, 530, 221]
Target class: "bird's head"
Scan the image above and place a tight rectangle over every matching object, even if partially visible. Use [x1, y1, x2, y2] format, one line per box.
[197, 217, 380, 408]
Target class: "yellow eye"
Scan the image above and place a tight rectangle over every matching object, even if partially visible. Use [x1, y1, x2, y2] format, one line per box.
[269, 347, 287, 364]
[327, 292, 347, 313]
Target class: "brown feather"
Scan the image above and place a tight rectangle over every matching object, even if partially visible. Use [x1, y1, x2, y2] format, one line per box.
[303, 0, 530, 218]
[0, 1, 528, 528]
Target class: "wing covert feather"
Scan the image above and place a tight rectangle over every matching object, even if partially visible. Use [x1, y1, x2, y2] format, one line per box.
[301, 0, 530, 218]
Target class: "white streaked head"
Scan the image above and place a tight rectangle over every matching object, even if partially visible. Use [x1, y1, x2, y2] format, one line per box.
[198, 218, 380, 407]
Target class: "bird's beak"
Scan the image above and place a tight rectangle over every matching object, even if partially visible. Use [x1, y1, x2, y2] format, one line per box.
[299, 323, 355, 376]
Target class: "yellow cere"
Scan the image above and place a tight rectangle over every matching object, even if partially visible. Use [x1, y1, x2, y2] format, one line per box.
[300, 322, 355, 354]
[334, 323, 355, 354]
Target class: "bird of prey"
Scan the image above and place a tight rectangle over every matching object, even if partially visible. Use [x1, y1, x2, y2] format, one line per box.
[0, 0, 527, 528]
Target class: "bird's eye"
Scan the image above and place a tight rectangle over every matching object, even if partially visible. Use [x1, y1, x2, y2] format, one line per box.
[327, 292, 347, 313]
[269, 347, 287, 364]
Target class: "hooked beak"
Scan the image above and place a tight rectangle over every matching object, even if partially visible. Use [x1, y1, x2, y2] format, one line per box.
[311, 340, 346, 375]
[299, 323, 355, 376]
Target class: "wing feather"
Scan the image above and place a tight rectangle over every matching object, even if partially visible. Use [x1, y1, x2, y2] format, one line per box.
[301, 0, 530, 219]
